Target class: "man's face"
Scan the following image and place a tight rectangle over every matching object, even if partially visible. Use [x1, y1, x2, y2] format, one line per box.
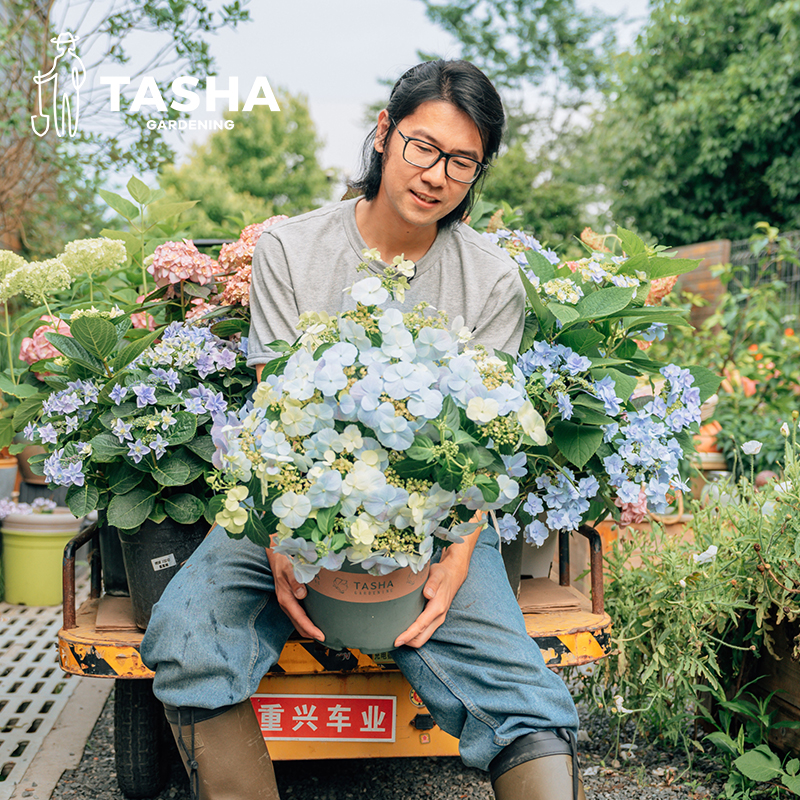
[374, 100, 484, 232]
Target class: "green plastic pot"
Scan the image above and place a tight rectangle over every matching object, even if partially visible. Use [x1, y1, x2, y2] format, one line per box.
[1, 508, 82, 605]
[302, 560, 430, 654]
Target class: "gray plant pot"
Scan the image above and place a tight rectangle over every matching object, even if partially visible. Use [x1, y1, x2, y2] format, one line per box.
[303, 560, 430, 654]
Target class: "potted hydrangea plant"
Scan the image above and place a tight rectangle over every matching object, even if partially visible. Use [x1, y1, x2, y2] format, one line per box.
[209, 250, 547, 652]
[473, 213, 721, 587]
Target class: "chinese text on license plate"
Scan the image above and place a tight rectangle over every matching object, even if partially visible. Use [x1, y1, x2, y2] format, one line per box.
[251, 694, 396, 742]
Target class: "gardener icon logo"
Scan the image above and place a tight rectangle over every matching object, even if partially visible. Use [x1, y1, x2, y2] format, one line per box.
[31, 31, 86, 138]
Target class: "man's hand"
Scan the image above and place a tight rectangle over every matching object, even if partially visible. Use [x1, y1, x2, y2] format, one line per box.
[266, 548, 325, 641]
[393, 517, 483, 649]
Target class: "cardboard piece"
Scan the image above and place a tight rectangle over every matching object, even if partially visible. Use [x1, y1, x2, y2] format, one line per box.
[95, 595, 139, 631]
[517, 578, 590, 614]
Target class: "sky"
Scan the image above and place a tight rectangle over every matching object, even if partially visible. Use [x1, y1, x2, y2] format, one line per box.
[53, 0, 649, 185]
[149, 0, 651, 178]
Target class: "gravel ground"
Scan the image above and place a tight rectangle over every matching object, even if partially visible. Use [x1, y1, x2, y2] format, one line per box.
[50, 691, 724, 800]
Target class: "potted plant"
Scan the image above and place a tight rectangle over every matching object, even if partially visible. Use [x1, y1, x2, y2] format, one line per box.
[19, 304, 253, 626]
[0, 497, 81, 605]
[466, 217, 720, 586]
[209, 250, 546, 652]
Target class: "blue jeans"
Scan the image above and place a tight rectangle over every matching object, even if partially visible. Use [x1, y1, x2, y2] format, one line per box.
[140, 524, 579, 770]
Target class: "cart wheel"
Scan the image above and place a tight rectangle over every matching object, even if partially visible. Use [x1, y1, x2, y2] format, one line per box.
[114, 679, 172, 798]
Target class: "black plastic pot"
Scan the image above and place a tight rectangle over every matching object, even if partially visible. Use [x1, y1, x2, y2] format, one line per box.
[118, 518, 207, 629]
[98, 516, 130, 597]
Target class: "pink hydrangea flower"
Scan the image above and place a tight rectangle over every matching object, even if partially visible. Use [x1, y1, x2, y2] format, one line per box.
[614, 485, 648, 525]
[19, 316, 72, 366]
[185, 299, 218, 322]
[131, 296, 156, 330]
[148, 240, 219, 297]
[218, 215, 288, 307]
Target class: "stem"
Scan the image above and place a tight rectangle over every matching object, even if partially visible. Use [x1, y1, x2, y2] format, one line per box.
[3, 301, 15, 384]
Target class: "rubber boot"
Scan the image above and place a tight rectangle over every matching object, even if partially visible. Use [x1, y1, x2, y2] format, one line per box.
[489, 729, 586, 800]
[165, 701, 280, 800]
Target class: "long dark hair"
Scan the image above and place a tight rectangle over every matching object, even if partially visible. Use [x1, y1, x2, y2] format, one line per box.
[349, 60, 505, 229]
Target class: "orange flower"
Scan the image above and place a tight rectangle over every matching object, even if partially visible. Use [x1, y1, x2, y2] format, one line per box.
[786, 328, 795, 337]
[755, 353, 763, 361]
[748, 344, 759, 353]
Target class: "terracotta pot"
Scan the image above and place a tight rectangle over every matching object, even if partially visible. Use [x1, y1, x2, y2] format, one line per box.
[17, 445, 47, 485]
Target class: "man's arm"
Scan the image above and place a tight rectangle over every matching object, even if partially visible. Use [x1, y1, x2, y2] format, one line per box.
[393, 512, 485, 649]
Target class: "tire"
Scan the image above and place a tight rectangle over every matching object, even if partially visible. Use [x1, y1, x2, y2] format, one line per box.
[114, 679, 172, 798]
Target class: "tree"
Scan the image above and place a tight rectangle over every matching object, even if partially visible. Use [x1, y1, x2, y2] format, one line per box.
[159, 90, 333, 237]
[479, 142, 583, 247]
[0, 0, 250, 257]
[592, 0, 800, 245]
[416, 0, 616, 236]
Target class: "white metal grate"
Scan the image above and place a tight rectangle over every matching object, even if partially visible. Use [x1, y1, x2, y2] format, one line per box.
[0, 591, 86, 800]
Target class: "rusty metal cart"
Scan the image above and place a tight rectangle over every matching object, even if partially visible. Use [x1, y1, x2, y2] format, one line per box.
[58, 523, 611, 798]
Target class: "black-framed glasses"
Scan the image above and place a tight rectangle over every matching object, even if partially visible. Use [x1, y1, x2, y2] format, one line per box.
[390, 119, 486, 184]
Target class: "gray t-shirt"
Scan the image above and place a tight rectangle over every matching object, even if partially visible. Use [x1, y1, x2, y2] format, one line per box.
[247, 197, 525, 366]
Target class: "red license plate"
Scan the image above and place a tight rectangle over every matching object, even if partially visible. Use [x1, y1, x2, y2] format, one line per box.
[251, 694, 396, 742]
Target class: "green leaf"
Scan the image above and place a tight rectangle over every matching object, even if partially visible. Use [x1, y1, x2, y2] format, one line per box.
[705, 731, 739, 756]
[572, 407, 615, 426]
[0, 417, 13, 450]
[0, 375, 38, 398]
[316, 502, 342, 535]
[165, 412, 197, 446]
[524, 250, 555, 282]
[181, 281, 211, 299]
[107, 488, 156, 529]
[519, 270, 555, 332]
[576, 286, 636, 319]
[407, 435, 436, 462]
[434, 461, 462, 492]
[440, 395, 461, 432]
[164, 493, 205, 524]
[553, 421, 604, 469]
[617, 226, 646, 256]
[185, 435, 216, 462]
[149, 503, 167, 524]
[90, 432, 128, 462]
[66, 482, 100, 517]
[556, 328, 604, 354]
[99, 228, 140, 253]
[98, 189, 139, 220]
[243, 509, 272, 547]
[112, 327, 164, 373]
[126, 176, 153, 204]
[781, 774, 800, 794]
[687, 366, 722, 404]
[393, 458, 433, 480]
[44, 332, 105, 374]
[474, 474, 500, 502]
[734, 746, 783, 782]
[146, 200, 198, 225]
[647, 256, 701, 279]
[106, 461, 145, 494]
[211, 318, 249, 337]
[547, 302, 580, 326]
[150, 452, 192, 486]
[69, 315, 118, 360]
[518, 314, 539, 354]
[13, 394, 47, 429]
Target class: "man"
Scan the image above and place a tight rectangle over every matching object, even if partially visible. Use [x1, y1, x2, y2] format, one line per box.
[142, 59, 585, 800]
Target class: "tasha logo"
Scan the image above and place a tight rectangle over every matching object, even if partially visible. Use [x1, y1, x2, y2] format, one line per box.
[31, 31, 86, 138]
